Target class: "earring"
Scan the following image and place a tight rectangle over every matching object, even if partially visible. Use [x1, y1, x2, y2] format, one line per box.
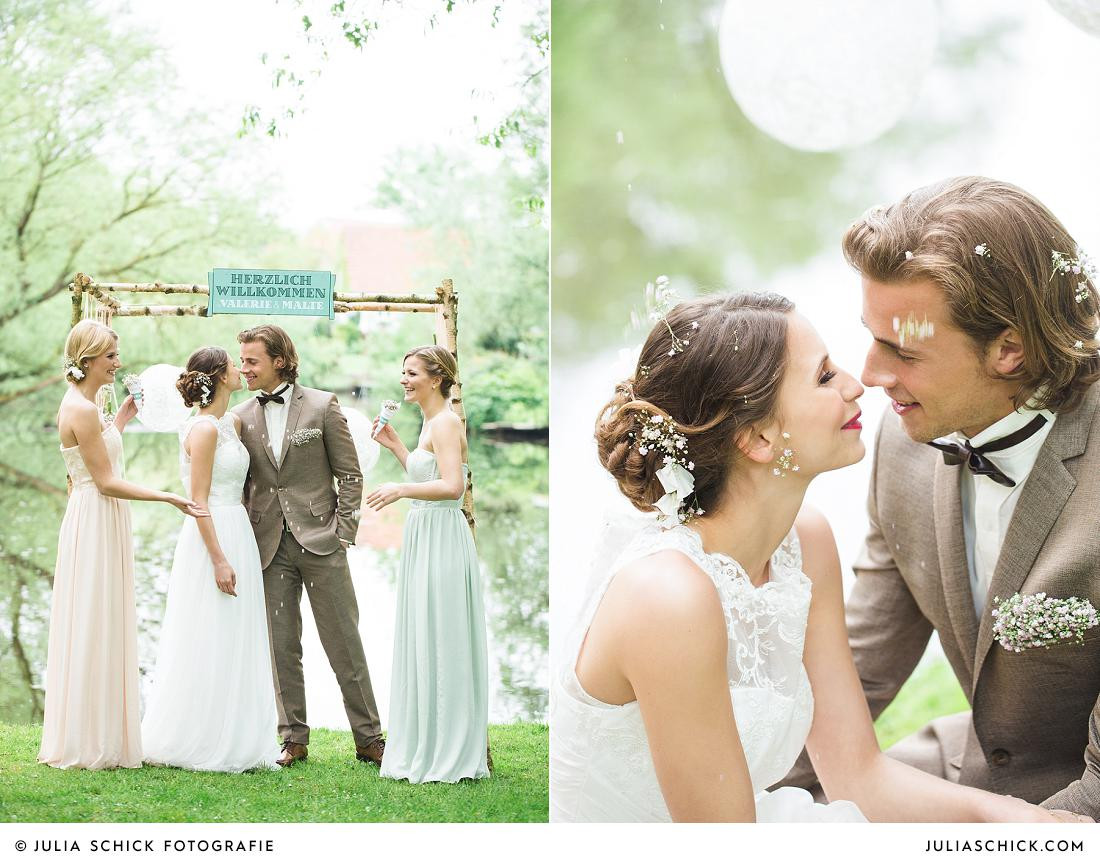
[773, 432, 799, 477]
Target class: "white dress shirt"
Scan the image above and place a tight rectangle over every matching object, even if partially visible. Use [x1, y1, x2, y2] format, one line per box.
[955, 405, 1055, 618]
[261, 383, 294, 466]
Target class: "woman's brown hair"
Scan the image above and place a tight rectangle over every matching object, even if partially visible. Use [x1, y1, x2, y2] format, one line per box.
[177, 346, 230, 408]
[596, 291, 795, 516]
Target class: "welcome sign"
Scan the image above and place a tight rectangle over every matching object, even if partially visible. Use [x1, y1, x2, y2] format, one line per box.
[207, 268, 336, 318]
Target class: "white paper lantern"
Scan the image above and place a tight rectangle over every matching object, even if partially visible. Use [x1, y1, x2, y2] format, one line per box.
[342, 406, 381, 478]
[1047, 0, 1100, 37]
[135, 364, 193, 433]
[718, 0, 939, 152]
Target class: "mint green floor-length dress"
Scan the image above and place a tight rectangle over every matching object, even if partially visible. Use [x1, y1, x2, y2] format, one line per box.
[380, 448, 489, 783]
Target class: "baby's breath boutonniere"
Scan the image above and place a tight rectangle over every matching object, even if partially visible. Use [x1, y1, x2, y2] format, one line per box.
[289, 427, 322, 447]
[991, 592, 1099, 653]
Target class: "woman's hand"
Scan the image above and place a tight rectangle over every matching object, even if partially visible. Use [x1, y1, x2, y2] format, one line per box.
[1049, 809, 1093, 823]
[213, 560, 238, 597]
[372, 420, 400, 450]
[114, 394, 139, 428]
[365, 482, 403, 511]
[977, 795, 1063, 823]
[167, 493, 208, 518]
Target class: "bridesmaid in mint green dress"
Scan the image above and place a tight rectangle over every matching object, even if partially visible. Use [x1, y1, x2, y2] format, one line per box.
[367, 345, 489, 783]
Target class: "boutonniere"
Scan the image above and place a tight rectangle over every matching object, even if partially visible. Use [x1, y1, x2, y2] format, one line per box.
[289, 428, 322, 447]
[991, 592, 1099, 653]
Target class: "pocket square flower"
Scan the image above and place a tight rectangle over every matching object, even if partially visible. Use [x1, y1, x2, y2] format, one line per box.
[991, 592, 1099, 653]
[289, 427, 322, 447]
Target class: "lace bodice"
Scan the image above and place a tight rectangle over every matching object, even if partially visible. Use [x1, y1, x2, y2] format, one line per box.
[178, 414, 248, 507]
[551, 523, 815, 822]
[405, 448, 468, 510]
[61, 424, 124, 489]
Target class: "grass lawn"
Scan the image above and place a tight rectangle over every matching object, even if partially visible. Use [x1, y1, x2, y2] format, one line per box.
[873, 658, 970, 750]
[0, 722, 547, 823]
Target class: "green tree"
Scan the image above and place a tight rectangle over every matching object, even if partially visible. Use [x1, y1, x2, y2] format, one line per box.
[0, 0, 282, 719]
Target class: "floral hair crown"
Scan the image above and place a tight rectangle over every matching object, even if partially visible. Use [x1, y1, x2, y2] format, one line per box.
[627, 411, 703, 527]
[63, 355, 84, 381]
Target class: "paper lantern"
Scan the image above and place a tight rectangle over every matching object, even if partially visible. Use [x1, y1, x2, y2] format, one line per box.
[135, 364, 193, 433]
[718, 0, 938, 152]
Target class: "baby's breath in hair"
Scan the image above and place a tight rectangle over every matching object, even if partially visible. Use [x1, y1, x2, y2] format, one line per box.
[1051, 247, 1097, 304]
[636, 275, 698, 356]
[628, 411, 703, 524]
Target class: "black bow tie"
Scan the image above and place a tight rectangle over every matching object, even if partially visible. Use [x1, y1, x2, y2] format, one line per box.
[926, 414, 1048, 488]
[258, 384, 289, 407]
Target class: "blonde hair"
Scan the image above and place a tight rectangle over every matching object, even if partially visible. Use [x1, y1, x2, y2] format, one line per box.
[403, 345, 459, 398]
[63, 320, 117, 378]
[843, 176, 1100, 413]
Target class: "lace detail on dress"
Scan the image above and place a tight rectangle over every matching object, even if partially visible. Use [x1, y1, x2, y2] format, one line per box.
[552, 521, 820, 821]
[613, 525, 811, 697]
[178, 414, 248, 506]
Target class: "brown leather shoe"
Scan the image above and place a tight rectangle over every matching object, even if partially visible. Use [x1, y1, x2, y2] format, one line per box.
[276, 742, 307, 767]
[355, 738, 385, 766]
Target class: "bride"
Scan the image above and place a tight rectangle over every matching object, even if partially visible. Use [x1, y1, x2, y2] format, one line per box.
[141, 346, 280, 772]
[551, 291, 1063, 822]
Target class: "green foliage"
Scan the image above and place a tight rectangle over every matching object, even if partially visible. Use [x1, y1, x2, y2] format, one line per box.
[0, 723, 548, 822]
[873, 659, 970, 751]
[551, 0, 1010, 354]
[463, 354, 547, 429]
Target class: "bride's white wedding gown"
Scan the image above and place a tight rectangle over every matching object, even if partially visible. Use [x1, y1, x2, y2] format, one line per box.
[141, 413, 280, 772]
[551, 523, 866, 822]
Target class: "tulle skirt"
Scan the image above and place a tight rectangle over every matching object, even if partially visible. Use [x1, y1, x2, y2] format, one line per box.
[141, 503, 280, 772]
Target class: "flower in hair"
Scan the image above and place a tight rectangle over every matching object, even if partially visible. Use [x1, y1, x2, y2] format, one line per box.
[974, 243, 991, 259]
[193, 371, 214, 407]
[1051, 247, 1097, 304]
[627, 412, 703, 527]
[63, 356, 84, 381]
[643, 275, 692, 356]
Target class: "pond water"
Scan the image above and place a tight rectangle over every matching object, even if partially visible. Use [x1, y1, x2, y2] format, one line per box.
[0, 401, 547, 728]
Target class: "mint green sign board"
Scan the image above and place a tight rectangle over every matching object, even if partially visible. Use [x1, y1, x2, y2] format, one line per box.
[207, 269, 336, 318]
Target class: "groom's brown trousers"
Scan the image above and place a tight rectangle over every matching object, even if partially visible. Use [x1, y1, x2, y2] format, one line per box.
[263, 527, 382, 748]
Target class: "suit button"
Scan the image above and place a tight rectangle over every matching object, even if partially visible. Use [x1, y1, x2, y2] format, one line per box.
[990, 749, 1011, 767]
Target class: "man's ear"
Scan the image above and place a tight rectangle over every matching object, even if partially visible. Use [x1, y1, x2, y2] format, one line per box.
[988, 327, 1025, 376]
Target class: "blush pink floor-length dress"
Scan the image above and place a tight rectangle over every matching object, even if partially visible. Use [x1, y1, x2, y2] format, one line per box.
[38, 424, 141, 769]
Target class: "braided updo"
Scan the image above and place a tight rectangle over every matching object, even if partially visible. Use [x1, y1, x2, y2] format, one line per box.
[595, 291, 795, 516]
[177, 346, 230, 408]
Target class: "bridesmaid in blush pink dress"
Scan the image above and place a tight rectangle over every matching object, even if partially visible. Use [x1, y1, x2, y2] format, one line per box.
[39, 321, 204, 770]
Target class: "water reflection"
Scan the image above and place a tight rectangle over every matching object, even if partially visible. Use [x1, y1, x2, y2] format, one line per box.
[0, 405, 547, 726]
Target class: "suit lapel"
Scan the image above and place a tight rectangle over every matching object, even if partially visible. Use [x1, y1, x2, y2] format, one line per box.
[971, 392, 1094, 686]
[933, 457, 980, 683]
[277, 387, 305, 467]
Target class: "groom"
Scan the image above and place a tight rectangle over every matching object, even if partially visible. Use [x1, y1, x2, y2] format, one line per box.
[790, 177, 1098, 818]
[234, 324, 384, 767]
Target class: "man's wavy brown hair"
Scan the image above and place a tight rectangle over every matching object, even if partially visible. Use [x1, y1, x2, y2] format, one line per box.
[843, 176, 1100, 413]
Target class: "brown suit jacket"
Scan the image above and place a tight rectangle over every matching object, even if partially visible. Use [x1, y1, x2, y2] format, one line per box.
[844, 384, 1100, 817]
[233, 385, 363, 570]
